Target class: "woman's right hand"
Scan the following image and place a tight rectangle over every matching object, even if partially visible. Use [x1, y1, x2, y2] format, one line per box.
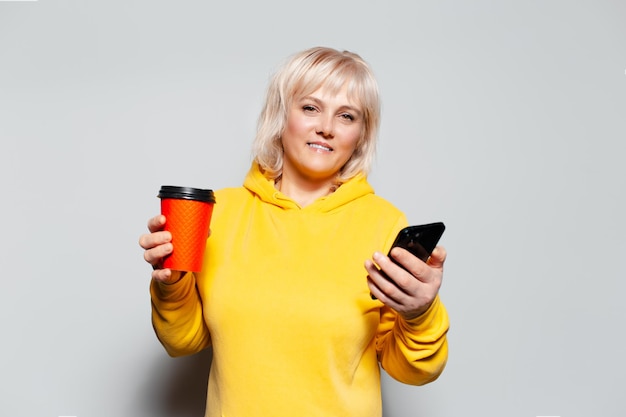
[138, 214, 179, 284]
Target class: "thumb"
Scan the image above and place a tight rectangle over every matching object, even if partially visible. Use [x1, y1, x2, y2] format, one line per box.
[427, 246, 447, 268]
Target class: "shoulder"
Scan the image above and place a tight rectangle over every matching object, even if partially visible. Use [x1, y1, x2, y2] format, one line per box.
[214, 186, 250, 202]
[209, 186, 255, 231]
[212, 186, 253, 216]
[359, 192, 404, 217]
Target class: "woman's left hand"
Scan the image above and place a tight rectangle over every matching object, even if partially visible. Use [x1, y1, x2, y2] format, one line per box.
[365, 246, 446, 321]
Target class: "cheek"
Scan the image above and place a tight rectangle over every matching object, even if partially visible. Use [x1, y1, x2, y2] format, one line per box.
[281, 118, 300, 150]
[284, 113, 310, 137]
[342, 127, 362, 151]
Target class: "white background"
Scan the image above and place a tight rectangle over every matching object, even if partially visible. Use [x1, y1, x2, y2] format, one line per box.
[1, 1, 625, 416]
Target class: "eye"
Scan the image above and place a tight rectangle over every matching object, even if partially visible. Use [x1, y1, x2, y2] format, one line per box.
[302, 105, 318, 112]
[339, 113, 355, 121]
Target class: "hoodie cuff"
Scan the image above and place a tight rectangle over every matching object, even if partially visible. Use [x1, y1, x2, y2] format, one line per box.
[151, 271, 194, 302]
[399, 296, 449, 341]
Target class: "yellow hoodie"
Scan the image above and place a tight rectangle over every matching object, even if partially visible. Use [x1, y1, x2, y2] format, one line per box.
[151, 163, 449, 417]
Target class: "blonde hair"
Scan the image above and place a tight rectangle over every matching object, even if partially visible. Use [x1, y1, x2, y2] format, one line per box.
[252, 46, 381, 183]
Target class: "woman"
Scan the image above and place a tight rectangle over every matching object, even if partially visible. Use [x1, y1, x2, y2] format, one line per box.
[139, 46, 449, 417]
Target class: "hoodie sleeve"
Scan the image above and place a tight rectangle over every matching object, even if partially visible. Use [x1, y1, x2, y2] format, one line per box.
[150, 272, 212, 357]
[375, 295, 449, 385]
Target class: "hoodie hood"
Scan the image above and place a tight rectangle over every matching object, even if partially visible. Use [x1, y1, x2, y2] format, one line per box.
[243, 162, 374, 213]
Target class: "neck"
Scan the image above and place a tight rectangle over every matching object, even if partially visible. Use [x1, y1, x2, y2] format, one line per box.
[275, 174, 338, 208]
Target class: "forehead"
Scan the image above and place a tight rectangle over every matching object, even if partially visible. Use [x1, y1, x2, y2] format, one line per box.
[295, 81, 364, 109]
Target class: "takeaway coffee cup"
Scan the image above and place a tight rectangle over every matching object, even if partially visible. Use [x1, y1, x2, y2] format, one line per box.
[158, 186, 216, 272]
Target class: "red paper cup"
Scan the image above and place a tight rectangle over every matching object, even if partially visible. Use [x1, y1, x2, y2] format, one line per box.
[158, 186, 216, 272]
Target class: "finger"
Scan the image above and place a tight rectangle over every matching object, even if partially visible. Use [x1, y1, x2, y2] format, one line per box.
[366, 273, 415, 316]
[152, 268, 172, 283]
[138, 230, 172, 250]
[375, 250, 414, 277]
[147, 214, 166, 233]
[366, 271, 393, 303]
[143, 242, 173, 265]
[365, 257, 412, 301]
[364, 259, 391, 293]
[368, 253, 405, 287]
[367, 256, 439, 320]
[366, 274, 387, 302]
[388, 247, 430, 282]
[427, 246, 447, 268]
[152, 269, 185, 285]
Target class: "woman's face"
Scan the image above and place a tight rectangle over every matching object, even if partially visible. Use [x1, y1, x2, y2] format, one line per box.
[281, 84, 363, 186]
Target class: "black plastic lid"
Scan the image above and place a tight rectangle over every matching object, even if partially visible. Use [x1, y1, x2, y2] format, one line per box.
[158, 186, 216, 203]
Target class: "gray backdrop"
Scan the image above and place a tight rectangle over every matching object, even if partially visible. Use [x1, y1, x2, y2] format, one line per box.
[1, 1, 624, 416]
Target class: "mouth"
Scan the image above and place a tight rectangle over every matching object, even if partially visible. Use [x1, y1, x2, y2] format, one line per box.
[307, 142, 333, 152]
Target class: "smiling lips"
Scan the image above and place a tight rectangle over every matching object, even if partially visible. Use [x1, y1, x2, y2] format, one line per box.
[307, 142, 333, 152]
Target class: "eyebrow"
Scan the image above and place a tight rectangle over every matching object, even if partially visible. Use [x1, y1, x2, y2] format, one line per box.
[299, 95, 363, 118]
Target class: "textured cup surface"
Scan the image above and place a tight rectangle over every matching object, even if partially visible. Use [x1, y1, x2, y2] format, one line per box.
[158, 186, 215, 272]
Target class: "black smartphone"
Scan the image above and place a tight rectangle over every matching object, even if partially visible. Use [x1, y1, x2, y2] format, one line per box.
[388, 222, 446, 265]
[371, 222, 445, 299]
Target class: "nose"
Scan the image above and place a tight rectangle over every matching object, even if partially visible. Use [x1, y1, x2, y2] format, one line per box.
[316, 114, 335, 139]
